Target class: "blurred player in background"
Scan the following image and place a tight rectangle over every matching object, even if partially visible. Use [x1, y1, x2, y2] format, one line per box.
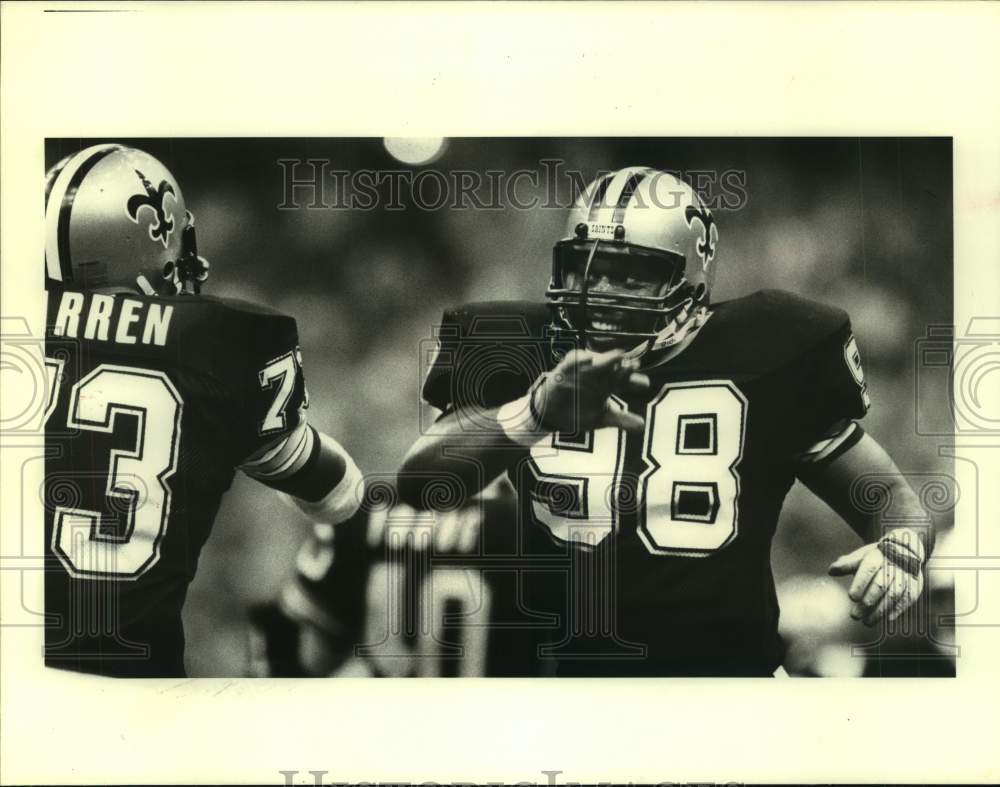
[43, 144, 363, 677]
[248, 483, 546, 677]
[398, 166, 935, 677]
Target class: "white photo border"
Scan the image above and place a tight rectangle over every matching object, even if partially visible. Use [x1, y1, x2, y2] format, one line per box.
[2, 2, 998, 784]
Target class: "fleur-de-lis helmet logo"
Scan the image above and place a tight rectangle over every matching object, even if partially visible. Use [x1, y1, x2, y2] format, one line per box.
[684, 203, 717, 270]
[126, 169, 176, 248]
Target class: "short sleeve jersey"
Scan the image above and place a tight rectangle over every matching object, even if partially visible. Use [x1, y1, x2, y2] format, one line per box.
[44, 286, 307, 676]
[422, 289, 870, 676]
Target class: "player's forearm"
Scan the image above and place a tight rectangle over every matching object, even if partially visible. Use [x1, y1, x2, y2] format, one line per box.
[798, 432, 935, 555]
[397, 407, 534, 509]
[284, 429, 364, 524]
[882, 477, 935, 554]
[244, 425, 365, 524]
[813, 473, 932, 551]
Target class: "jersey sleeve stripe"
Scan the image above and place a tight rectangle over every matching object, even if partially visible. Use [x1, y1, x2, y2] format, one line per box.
[240, 421, 314, 481]
[241, 436, 287, 469]
[794, 421, 864, 466]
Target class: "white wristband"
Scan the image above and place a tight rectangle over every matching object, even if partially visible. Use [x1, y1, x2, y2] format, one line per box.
[497, 393, 549, 447]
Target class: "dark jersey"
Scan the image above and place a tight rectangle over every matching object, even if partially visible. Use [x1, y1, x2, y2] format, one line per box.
[44, 286, 307, 676]
[272, 491, 546, 678]
[422, 289, 871, 676]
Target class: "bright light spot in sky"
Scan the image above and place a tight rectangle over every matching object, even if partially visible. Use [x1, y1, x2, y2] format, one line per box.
[383, 137, 447, 165]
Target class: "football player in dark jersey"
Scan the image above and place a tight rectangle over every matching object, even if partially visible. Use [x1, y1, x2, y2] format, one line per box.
[43, 144, 364, 677]
[397, 166, 933, 677]
[247, 486, 545, 678]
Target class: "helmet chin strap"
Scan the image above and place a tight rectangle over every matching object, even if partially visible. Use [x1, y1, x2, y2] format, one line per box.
[135, 275, 157, 296]
[135, 257, 208, 298]
[629, 305, 712, 367]
[175, 221, 209, 294]
[151, 221, 210, 296]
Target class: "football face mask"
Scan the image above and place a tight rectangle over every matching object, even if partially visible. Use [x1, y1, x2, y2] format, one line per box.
[546, 167, 719, 356]
[549, 238, 685, 352]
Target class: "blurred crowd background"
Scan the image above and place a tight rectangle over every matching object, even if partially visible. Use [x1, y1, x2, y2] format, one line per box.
[47, 137, 957, 677]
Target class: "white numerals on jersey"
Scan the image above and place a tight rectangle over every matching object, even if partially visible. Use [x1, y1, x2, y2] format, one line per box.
[528, 397, 626, 547]
[638, 382, 746, 555]
[843, 334, 871, 411]
[48, 363, 183, 579]
[258, 351, 298, 434]
[416, 569, 490, 677]
[43, 356, 65, 425]
[359, 562, 491, 677]
[528, 382, 747, 556]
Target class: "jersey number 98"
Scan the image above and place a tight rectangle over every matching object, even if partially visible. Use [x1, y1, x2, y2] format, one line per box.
[528, 381, 747, 556]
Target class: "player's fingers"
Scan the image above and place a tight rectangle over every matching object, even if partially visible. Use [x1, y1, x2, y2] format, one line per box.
[887, 579, 916, 622]
[616, 372, 651, 395]
[590, 349, 627, 370]
[613, 356, 642, 375]
[828, 544, 870, 576]
[846, 550, 883, 601]
[888, 566, 923, 623]
[612, 361, 643, 389]
[860, 601, 887, 627]
[559, 349, 591, 375]
[863, 569, 906, 626]
[859, 563, 891, 610]
[602, 407, 645, 435]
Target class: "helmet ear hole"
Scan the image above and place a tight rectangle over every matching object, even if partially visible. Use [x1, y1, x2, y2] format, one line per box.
[162, 261, 175, 279]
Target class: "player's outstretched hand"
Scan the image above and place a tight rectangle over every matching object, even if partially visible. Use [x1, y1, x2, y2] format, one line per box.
[531, 349, 650, 435]
[828, 528, 926, 626]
